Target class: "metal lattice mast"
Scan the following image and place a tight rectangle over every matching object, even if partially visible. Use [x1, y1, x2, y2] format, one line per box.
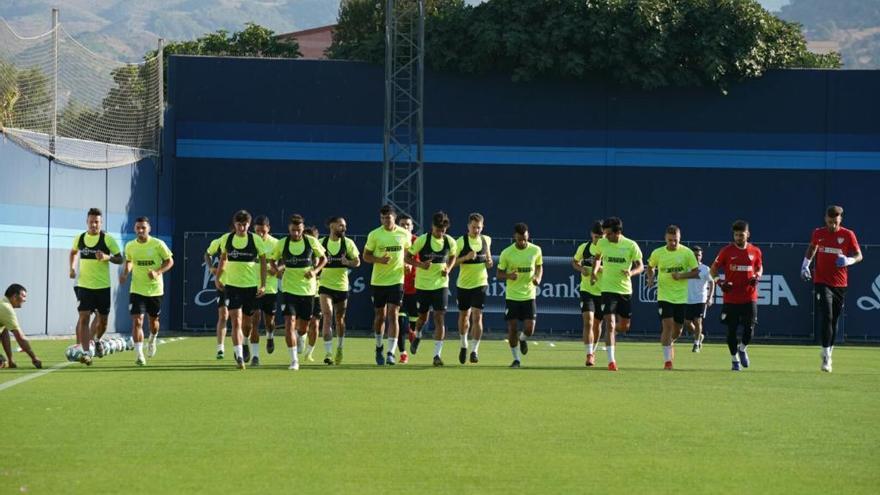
[383, 0, 425, 231]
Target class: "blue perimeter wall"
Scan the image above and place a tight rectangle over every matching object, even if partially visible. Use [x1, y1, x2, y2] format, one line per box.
[169, 56, 877, 340]
[0, 136, 173, 335]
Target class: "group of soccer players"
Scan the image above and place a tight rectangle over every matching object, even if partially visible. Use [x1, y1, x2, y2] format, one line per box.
[5, 204, 857, 373]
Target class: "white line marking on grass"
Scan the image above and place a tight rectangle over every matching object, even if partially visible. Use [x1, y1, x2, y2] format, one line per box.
[0, 337, 187, 393]
[0, 361, 73, 392]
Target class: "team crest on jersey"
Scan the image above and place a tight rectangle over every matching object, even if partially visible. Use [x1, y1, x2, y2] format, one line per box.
[837, 237, 844, 244]
[748, 254, 754, 261]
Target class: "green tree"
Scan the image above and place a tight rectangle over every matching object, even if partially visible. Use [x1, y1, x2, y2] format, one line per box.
[330, 0, 841, 91]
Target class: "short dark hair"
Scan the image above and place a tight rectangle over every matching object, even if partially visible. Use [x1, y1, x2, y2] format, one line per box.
[513, 222, 528, 235]
[468, 212, 484, 224]
[397, 213, 412, 224]
[692, 246, 703, 254]
[5, 283, 26, 298]
[253, 215, 270, 226]
[233, 210, 252, 224]
[380, 204, 396, 216]
[590, 220, 603, 235]
[87, 208, 102, 217]
[326, 216, 343, 227]
[288, 214, 304, 226]
[432, 211, 450, 229]
[304, 225, 318, 237]
[732, 220, 749, 232]
[826, 205, 843, 217]
[665, 224, 680, 235]
[134, 216, 150, 224]
[602, 217, 623, 233]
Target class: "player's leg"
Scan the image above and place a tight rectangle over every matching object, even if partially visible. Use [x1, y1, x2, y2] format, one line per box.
[602, 293, 618, 369]
[305, 300, 321, 362]
[506, 310, 521, 368]
[737, 303, 755, 368]
[457, 289, 471, 364]
[824, 287, 846, 371]
[385, 300, 401, 365]
[282, 295, 299, 369]
[319, 294, 335, 364]
[660, 303, 675, 369]
[430, 289, 448, 366]
[372, 286, 388, 365]
[722, 305, 741, 370]
[469, 307, 484, 363]
[518, 300, 536, 357]
[92, 288, 111, 354]
[580, 291, 595, 366]
[333, 298, 347, 364]
[215, 290, 228, 359]
[815, 284, 835, 370]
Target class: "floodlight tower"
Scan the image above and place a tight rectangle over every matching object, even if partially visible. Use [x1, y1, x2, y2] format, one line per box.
[382, 0, 425, 230]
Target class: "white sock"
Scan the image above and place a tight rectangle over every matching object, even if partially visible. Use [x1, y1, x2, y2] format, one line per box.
[148, 334, 156, 343]
[663, 345, 672, 361]
[216, 343, 224, 352]
[518, 331, 527, 342]
[267, 331, 274, 339]
[731, 353, 740, 363]
[585, 343, 594, 355]
[387, 337, 396, 354]
[134, 342, 144, 357]
[738, 343, 748, 352]
[606, 345, 615, 363]
[305, 344, 314, 356]
[233, 345, 243, 359]
[510, 346, 519, 361]
[324, 341, 333, 353]
[288, 346, 298, 362]
[460, 334, 468, 348]
[434, 340, 444, 357]
[472, 340, 481, 353]
[828, 346, 834, 357]
[250, 342, 259, 358]
[337, 336, 345, 348]
[375, 334, 383, 347]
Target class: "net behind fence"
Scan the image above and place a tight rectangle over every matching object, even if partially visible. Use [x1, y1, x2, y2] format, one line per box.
[0, 18, 161, 169]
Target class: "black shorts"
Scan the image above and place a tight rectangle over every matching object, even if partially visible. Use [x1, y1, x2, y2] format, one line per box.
[77, 287, 111, 315]
[401, 293, 418, 319]
[417, 288, 449, 313]
[600, 292, 632, 319]
[579, 291, 603, 317]
[685, 303, 706, 321]
[312, 296, 323, 320]
[720, 302, 758, 328]
[457, 286, 487, 311]
[318, 286, 349, 304]
[372, 284, 403, 308]
[129, 293, 162, 317]
[216, 289, 227, 308]
[255, 292, 278, 315]
[282, 293, 314, 321]
[505, 299, 536, 321]
[225, 285, 257, 315]
[657, 301, 686, 324]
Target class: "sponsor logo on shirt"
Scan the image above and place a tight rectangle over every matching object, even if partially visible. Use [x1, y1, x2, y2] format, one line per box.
[516, 267, 532, 273]
[818, 247, 844, 255]
[729, 264, 754, 272]
[136, 260, 155, 267]
[606, 256, 627, 263]
[856, 274, 880, 311]
[383, 246, 403, 252]
[228, 249, 254, 260]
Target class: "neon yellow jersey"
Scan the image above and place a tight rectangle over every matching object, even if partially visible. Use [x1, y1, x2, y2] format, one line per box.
[219, 233, 267, 288]
[573, 241, 601, 296]
[72, 232, 122, 290]
[257, 234, 280, 294]
[648, 245, 698, 304]
[409, 233, 459, 290]
[271, 235, 326, 296]
[206, 237, 228, 285]
[318, 237, 360, 292]
[498, 242, 543, 301]
[455, 235, 492, 289]
[124, 237, 173, 297]
[593, 236, 642, 295]
[0, 297, 20, 333]
[365, 225, 412, 286]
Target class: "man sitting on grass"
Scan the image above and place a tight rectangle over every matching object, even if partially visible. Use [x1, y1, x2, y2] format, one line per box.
[0, 284, 43, 369]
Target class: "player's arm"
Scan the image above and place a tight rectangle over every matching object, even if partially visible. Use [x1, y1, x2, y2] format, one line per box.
[673, 268, 700, 280]
[838, 234, 863, 267]
[108, 253, 123, 264]
[343, 241, 361, 268]
[532, 263, 543, 286]
[204, 252, 217, 275]
[258, 255, 267, 295]
[9, 329, 40, 367]
[119, 259, 133, 284]
[363, 250, 387, 264]
[706, 277, 716, 306]
[309, 255, 328, 278]
[645, 263, 655, 287]
[628, 259, 644, 277]
[590, 255, 602, 284]
[153, 257, 174, 278]
[68, 248, 78, 279]
[496, 255, 514, 281]
[801, 243, 817, 280]
[215, 252, 228, 289]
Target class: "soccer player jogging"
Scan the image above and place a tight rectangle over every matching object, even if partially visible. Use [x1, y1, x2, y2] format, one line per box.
[454, 213, 493, 364]
[68, 207, 123, 365]
[496, 223, 543, 368]
[801, 205, 863, 372]
[270, 215, 327, 371]
[251, 216, 280, 358]
[119, 217, 173, 365]
[303, 225, 325, 362]
[685, 246, 714, 353]
[646, 225, 699, 370]
[215, 210, 268, 370]
[205, 225, 232, 359]
[0, 284, 42, 369]
[571, 221, 604, 367]
[405, 211, 459, 366]
[397, 214, 419, 363]
[590, 217, 644, 371]
[710, 220, 763, 371]
[318, 217, 361, 365]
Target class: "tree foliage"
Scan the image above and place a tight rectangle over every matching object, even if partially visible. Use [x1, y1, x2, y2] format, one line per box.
[329, 0, 842, 91]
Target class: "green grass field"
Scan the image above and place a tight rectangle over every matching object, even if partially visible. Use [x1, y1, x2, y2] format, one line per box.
[2, 336, 878, 494]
